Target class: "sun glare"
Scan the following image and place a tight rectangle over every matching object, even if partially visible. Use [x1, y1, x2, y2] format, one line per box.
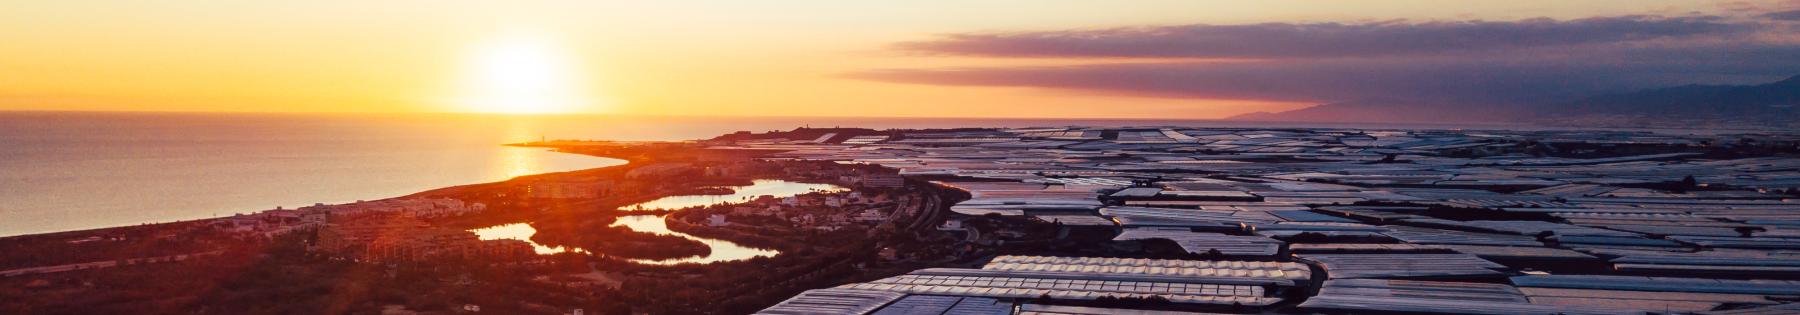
[458, 33, 591, 114]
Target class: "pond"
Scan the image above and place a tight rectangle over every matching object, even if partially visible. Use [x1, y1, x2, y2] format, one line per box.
[469, 223, 585, 255]
[469, 179, 846, 264]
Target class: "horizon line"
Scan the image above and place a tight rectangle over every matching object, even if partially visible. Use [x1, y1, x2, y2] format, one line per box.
[0, 108, 1272, 122]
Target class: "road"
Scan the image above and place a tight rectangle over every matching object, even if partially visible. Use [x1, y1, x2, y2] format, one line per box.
[0, 251, 224, 277]
[900, 180, 951, 232]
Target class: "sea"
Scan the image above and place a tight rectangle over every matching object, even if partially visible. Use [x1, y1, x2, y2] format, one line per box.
[0, 111, 1737, 237]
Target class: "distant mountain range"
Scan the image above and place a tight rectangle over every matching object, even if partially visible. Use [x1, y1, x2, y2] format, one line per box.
[1229, 75, 1800, 129]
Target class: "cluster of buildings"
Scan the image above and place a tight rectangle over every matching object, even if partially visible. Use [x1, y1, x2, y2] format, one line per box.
[291, 199, 526, 262]
[289, 198, 489, 222]
[207, 197, 520, 262]
[212, 198, 485, 237]
[529, 179, 614, 199]
[316, 216, 533, 262]
[723, 126, 1800, 314]
[701, 189, 905, 231]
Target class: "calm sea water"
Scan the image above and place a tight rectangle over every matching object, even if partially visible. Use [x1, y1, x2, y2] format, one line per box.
[0, 112, 631, 236]
[0, 111, 1726, 237]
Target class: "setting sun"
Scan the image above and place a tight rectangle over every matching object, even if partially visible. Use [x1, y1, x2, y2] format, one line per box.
[457, 32, 593, 114]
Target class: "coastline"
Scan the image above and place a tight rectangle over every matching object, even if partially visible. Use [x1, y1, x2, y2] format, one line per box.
[0, 146, 632, 240]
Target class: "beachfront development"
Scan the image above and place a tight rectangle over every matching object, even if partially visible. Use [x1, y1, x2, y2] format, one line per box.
[5, 126, 1800, 314]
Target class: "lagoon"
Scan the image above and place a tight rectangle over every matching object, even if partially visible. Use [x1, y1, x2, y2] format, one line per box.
[468, 179, 846, 264]
[608, 215, 779, 265]
[469, 223, 586, 255]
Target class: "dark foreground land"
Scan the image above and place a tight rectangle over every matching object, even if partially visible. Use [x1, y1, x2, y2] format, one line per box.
[1, 140, 964, 314]
[5, 126, 1800, 315]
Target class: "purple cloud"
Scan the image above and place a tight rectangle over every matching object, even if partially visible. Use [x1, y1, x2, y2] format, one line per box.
[1765, 9, 1800, 20]
[895, 16, 1753, 58]
[856, 15, 1800, 107]
[852, 44, 1800, 104]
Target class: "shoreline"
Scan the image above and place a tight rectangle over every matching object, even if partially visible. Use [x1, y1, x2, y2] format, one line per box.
[0, 146, 633, 240]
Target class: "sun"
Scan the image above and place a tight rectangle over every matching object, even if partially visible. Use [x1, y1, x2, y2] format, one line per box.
[457, 33, 591, 114]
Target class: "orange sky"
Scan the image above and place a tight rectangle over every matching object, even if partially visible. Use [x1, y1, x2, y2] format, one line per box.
[0, 1, 1733, 119]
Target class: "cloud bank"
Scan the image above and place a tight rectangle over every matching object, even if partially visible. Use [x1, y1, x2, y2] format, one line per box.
[856, 14, 1800, 109]
[892, 16, 1753, 59]
[1765, 9, 1800, 20]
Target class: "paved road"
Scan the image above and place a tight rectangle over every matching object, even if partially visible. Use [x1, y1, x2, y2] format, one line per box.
[901, 180, 951, 232]
[0, 251, 223, 277]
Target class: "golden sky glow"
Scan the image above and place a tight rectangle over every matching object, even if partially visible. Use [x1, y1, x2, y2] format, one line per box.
[0, 1, 1737, 118]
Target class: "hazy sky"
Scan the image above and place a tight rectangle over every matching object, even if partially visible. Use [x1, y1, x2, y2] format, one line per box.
[3, 1, 1796, 118]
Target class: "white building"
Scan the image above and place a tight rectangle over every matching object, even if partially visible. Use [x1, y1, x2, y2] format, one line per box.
[530, 180, 610, 199]
[938, 220, 965, 231]
[854, 209, 888, 223]
[626, 163, 692, 179]
[294, 198, 487, 219]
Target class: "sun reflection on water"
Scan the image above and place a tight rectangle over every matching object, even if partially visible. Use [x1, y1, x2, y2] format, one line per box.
[608, 215, 780, 265]
[499, 147, 538, 179]
[497, 121, 542, 179]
